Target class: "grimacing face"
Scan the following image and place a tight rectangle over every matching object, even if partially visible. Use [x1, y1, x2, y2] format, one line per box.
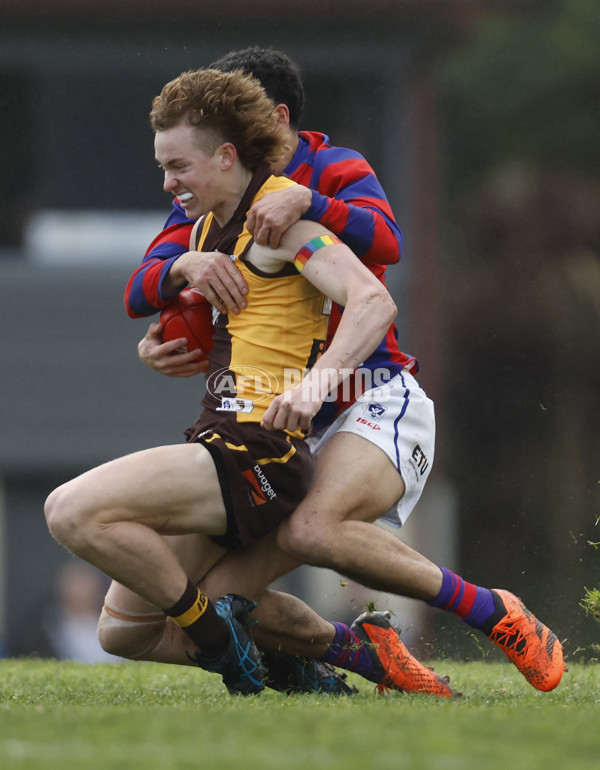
[154, 122, 231, 223]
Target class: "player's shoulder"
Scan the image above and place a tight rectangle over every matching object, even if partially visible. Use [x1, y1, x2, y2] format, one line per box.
[279, 220, 333, 256]
[246, 221, 333, 273]
[307, 134, 376, 185]
[309, 134, 366, 164]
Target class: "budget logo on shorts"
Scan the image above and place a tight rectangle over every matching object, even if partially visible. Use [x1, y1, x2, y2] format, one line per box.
[241, 465, 277, 507]
[365, 402, 387, 421]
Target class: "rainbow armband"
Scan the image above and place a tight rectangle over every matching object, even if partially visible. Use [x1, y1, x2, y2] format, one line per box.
[294, 234, 342, 272]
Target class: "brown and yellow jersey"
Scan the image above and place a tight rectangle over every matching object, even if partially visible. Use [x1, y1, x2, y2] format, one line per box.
[195, 165, 330, 435]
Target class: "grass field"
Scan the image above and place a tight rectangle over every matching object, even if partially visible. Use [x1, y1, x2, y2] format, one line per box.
[1, 659, 599, 769]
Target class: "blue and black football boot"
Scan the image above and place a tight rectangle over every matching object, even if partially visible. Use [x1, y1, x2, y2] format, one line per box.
[263, 651, 357, 695]
[193, 594, 265, 695]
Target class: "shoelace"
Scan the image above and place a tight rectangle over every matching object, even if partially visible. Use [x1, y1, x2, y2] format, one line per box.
[491, 623, 528, 654]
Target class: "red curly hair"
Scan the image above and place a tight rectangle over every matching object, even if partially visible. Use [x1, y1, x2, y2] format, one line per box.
[150, 68, 287, 170]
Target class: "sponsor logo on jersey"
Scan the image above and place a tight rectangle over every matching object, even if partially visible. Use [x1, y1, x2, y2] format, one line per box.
[217, 397, 254, 413]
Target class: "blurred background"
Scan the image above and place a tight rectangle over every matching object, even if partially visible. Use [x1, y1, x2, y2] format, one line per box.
[0, 0, 598, 662]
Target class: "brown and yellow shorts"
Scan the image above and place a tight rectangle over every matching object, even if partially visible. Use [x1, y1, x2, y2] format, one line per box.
[185, 411, 315, 550]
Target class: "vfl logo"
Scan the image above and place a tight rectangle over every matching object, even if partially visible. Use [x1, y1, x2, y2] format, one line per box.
[356, 401, 386, 429]
[410, 444, 429, 477]
[366, 402, 387, 421]
[242, 465, 277, 506]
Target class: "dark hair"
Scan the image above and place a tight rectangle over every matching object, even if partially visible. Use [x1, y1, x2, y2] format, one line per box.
[209, 46, 305, 129]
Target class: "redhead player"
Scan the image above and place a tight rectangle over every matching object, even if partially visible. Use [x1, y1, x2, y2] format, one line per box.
[114, 48, 565, 695]
[46, 66, 402, 695]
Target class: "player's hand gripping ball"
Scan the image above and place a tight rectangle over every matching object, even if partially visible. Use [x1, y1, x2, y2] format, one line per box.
[160, 287, 214, 362]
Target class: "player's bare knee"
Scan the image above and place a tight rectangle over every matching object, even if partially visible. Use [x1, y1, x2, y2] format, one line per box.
[97, 611, 129, 657]
[45, 483, 94, 551]
[97, 608, 165, 660]
[277, 515, 324, 563]
[45, 485, 77, 544]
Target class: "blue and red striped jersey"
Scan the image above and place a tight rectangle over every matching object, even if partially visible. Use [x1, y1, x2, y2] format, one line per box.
[292, 131, 402, 265]
[125, 205, 195, 318]
[289, 132, 416, 427]
[124, 131, 402, 318]
[124, 130, 417, 426]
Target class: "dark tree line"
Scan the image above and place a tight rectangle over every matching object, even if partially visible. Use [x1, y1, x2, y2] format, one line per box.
[436, 0, 600, 658]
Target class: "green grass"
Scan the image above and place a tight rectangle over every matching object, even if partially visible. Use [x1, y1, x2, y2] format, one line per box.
[581, 586, 600, 624]
[1, 659, 599, 769]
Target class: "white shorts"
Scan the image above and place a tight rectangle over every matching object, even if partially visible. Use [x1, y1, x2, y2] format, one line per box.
[307, 370, 435, 527]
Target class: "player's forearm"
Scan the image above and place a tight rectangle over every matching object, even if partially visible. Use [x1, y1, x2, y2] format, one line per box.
[305, 285, 396, 400]
[124, 222, 192, 317]
[125, 255, 183, 317]
[162, 253, 193, 295]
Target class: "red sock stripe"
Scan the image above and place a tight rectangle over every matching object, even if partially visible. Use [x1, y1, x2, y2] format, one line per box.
[445, 579, 462, 611]
[322, 623, 366, 672]
[455, 582, 478, 619]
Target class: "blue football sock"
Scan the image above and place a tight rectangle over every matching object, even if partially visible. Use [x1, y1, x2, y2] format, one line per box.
[428, 567, 496, 630]
[321, 622, 374, 678]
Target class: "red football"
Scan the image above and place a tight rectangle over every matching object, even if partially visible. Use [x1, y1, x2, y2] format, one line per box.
[160, 287, 214, 361]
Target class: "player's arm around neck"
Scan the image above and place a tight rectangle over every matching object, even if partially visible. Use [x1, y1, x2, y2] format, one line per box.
[261, 220, 397, 433]
[156, 216, 249, 317]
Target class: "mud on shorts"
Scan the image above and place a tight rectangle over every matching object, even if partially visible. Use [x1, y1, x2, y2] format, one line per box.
[307, 370, 435, 528]
[185, 411, 315, 550]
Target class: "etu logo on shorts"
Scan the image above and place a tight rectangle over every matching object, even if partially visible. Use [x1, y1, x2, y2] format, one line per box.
[410, 444, 429, 476]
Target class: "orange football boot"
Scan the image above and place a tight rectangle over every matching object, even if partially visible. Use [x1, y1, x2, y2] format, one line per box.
[351, 610, 460, 698]
[488, 589, 566, 691]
